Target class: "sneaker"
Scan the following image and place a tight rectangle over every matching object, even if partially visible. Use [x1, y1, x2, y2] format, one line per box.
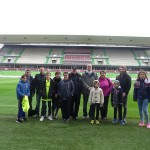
[16, 118, 22, 123]
[40, 116, 44, 122]
[35, 114, 39, 118]
[123, 118, 127, 124]
[90, 120, 94, 124]
[22, 118, 27, 122]
[112, 119, 118, 124]
[146, 123, 150, 129]
[47, 115, 53, 121]
[119, 120, 125, 126]
[96, 120, 100, 125]
[139, 122, 145, 127]
[83, 116, 88, 119]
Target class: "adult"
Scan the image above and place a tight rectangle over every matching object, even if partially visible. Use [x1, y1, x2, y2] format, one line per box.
[82, 64, 98, 118]
[99, 70, 113, 120]
[116, 66, 131, 123]
[25, 69, 35, 116]
[34, 67, 46, 118]
[69, 66, 82, 120]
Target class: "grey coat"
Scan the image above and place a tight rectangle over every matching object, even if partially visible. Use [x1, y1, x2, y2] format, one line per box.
[82, 71, 98, 96]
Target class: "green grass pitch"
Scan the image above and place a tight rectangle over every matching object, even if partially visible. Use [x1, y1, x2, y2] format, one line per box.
[0, 71, 150, 150]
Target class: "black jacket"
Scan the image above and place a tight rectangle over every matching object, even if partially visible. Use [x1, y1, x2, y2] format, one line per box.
[58, 79, 75, 100]
[69, 72, 82, 96]
[53, 77, 62, 95]
[34, 73, 46, 94]
[111, 87, 123, 107]
[26, 75, 35, 95]
[40, 78, 54, 99]
[116, 73, 131, 95]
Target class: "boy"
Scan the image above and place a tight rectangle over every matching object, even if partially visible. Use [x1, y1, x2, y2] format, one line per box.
[58, 72, 75, 122]
[39, 72, 54, 121]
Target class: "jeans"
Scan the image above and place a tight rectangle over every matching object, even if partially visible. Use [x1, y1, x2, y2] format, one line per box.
[17, 100, 25, 119]
[137, 99, 149, 124]
[35, 93, 42, 115]
[114, 104, 122, 120]
[61, 100, 71, 120]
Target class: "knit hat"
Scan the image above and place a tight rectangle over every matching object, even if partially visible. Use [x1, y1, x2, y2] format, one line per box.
[93, 80, 99, 85]
[114, 80, 120, 85]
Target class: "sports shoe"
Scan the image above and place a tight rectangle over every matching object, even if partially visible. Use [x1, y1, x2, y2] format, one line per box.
[119, 120, 125, 126]
[40, 116, 44, 122]
[47, 115, 53, 121]
[112, 119, 118, 124]
[96, 120, 100, 125]
[90, 120, 94, 124]
[22, 118, 27, 122]
[139, 122, 145, 127]
[146, 123, 150, 129]
[35, 114, 39, 118]
[123, 118, 127, 124]
[16, 118, 22, 123]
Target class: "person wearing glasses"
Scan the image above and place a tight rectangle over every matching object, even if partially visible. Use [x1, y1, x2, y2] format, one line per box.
[16, 75, 30, 123]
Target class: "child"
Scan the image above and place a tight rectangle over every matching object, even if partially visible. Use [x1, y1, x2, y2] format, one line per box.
[133, 71, 150, 128]
[16, 74, 30, 123]
[111, 80, 125, 125]
[89, 80, 104, 125]
[58, 72, 75, 122]
[52, 71, 62, 119]
[39, 72, 54, 121]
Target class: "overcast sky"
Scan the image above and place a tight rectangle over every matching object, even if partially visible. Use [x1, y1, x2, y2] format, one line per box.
[0, 0, 150, 37]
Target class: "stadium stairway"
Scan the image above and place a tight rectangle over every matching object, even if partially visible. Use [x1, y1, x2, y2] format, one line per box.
[1, 48, 13, 63]
[45, 48, 52, 64]
[14, 48, 25, 63]
[131, 49, 141, 66]
[103, 49, 110, 65]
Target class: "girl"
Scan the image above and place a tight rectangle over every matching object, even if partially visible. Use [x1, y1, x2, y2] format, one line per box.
[89, 80, 104, 125]
[133, 71, 150, 128]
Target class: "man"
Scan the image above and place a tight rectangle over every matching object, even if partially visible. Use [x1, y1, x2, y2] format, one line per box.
[116, 66, 131, 123]
[69, 66, 82, 120]
[34, 67, 46, 118]
[82, 64, 98, 118]
[24, 69, 35, 117]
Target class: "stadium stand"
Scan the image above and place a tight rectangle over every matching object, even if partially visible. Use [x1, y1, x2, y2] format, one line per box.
[0, 46, 12, 63]
[106, 49, 138, 66]
[17, 47, 49, 64]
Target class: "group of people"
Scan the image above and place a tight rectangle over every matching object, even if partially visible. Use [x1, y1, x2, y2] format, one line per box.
[16, 64, 150, 128]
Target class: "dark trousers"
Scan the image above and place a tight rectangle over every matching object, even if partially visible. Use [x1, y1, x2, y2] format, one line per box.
[100, 96, 109, 119]
[71, 94, 81, 119]
[83, 94, 89, 117]
[41, 101, 51, 116]
[52, 97, 61, 116]
[61, 100, 71, 120]
[17, 100, 25, 119]
[114, 104, 122, 120]
[28, 95, 33, 109]
[91, 103, 100, 120]
[122, 95, 128, 119]
[35, 93, 42, 115]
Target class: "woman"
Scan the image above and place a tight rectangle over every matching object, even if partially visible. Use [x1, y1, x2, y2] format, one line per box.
[133, 71, 150, 128]
[99, 70, 113, 120]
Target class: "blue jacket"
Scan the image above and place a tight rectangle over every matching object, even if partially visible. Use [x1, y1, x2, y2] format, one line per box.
[58, 79, 75, 101]
[133, 79, 150, 101]
[16, 80, 30, 100]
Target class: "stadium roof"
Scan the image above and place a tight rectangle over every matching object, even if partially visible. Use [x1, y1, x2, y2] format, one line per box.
[0, 35, 150, 48]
